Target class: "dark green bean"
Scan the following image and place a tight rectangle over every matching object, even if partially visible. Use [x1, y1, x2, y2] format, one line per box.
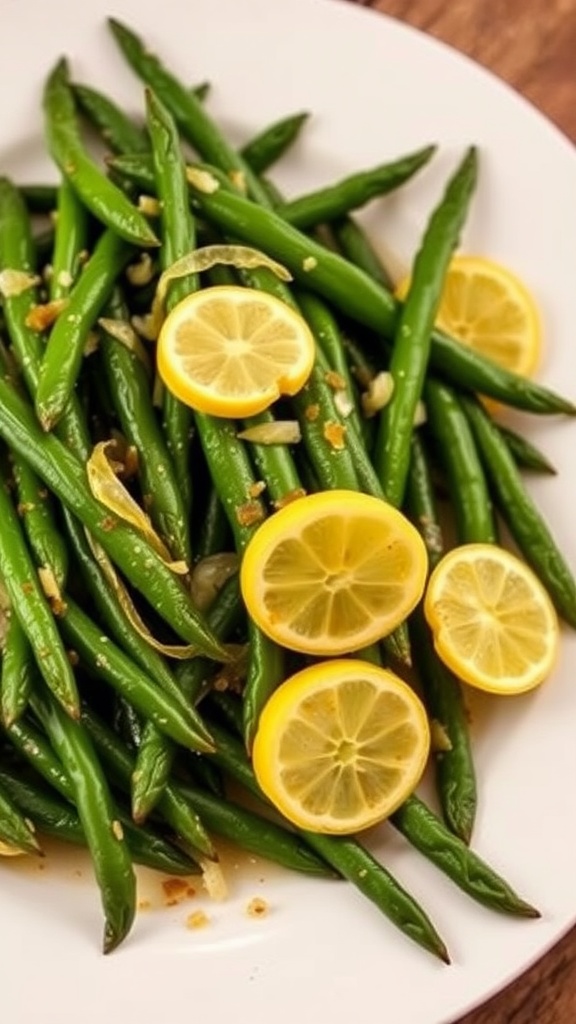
[31, 687, 137, 953]
[374, 148, 478, 508]
[243, 621, 285, 752]
[132, 575, 242, 822]
[241, 111, 310, 175]
[43, 58, 158, 247]
[406, 433, 477, 842]
[0, 376, 226, 659]
[59, 597, 215, 752]
[195, 486, 233, 560]
[278, 145, 436, 230]
[35, 228, 135, 431]
[3, 713, 71, 798]
[391, 796, 539, 917]
[99, 293, 192, 563]
[461, 395, 576, 626]
[108, 18, 271, 206]
[0, 459, 79, 719]
[146, 87, 196, 522]
[0, 768, 199, 877]
[1, 614, 34, 727]
[19, 183, 58, 214]
[0, 774, 41, 854]
[425, 379, 497, 544]
[332, 214, 395, 290]
[81, 705, 214, 861]
[11, 453, 68, 588]
[497, 422, 557, 475]
[73, 82, 149, 155]
[49, 178, 89, 302]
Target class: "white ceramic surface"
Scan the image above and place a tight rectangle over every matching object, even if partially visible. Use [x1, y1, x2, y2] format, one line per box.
[1, 2, 575, 1022]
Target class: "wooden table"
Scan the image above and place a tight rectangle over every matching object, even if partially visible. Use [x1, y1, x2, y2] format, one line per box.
[346, 2, 576, 1021]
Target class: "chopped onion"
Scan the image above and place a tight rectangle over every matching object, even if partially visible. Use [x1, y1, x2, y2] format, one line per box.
[190, 553, 240, 612]
[0, 269, 39, 298]
[361, 371, 395, 417]
[237, 420, 301, 445]
[200, 857, 228, 901]
[98, 317, 152, 371]
[185, 167, 220, 193]
[86, 441, 187, 573]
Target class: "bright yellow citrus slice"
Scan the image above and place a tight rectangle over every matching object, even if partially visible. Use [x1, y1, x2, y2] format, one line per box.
[240, 489, 428, 656]
[424, 543, 559, 695]
[252, 659, 430, 834]
[396, 255, 542, 378]
[156, 285, 316, 417]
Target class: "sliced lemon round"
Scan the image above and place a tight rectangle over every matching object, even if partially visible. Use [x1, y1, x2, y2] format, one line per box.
[156, 285, 316, 417]
[424, 543, 559, 695]
[396, 255, 542, 378]
[240, 489, 428, 656]
[252, 659, 430, 834]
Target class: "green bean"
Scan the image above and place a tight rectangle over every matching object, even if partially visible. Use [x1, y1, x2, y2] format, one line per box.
[195, 486, 232, 560]
[278, 145, 436, 230]
[108, 18, 271, 206]
[239, 409, 304, 507]
[73, 82, 149, 155]
[81, 705, 214, 861]
[0, 774, 41, 854]
[20, 183, 58, 214]
[291, 359, 360, 491]
[31, 687, 137, 953]
[425, 380, 497, 544]
[241, 111, 310, 175]
[374, 148, 478, 507]
[43, 58, 158, 247]
[145, 159, 576, 415]
[297, 290, 363, 437]
[132, 575, 242, 822]
[406, 433, 477, 842]
[243, 622, 285, 752]
[35, 228, 135, 431]
[49, 178, 89, 302]
[332, 214, 395, 290]
[175, 780, 333, 878]
[1, 614, 34, 727]
[59, 597, 215, 752]
[0, 459, 79, 719]
[11, 453, 68, 588]
[461, 395, 576, 626]
[391, 796, 539, 917]
[99, 293, 192, 563]
[3, 714, 71, 798]
[0, 768, 199, 877]
[146, 88, 196, 522]
[205, 718, 447, 960]
[497, 422, 557, 475]
[0, 377, 226, 659]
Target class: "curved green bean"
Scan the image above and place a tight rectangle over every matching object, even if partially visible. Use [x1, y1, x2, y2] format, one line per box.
[241, 111, 310, 175]
[1, 613, 34, 727]
[73, 81, 149, 155]
[43, 58, 158, 247]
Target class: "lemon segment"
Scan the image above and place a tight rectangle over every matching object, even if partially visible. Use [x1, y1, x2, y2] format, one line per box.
[424, 543, 559, 694]
[240, 489, 428, 656]
[252, 659, 431, 834]
[156, 285, 316, 417]
[396, 255, 542, 379]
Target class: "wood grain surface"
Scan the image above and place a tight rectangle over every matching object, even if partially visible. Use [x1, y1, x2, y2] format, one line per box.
[345, 2, 576, 1021]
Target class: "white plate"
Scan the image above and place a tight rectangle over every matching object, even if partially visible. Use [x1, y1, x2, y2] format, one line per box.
[1, 1, 576, 1022]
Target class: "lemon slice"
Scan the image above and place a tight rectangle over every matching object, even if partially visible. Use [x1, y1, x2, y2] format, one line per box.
[424, 543, 559, 695]
[396, 255, 542, 378]
[156, 285, 315, 417]
[252, 659, 430, 834]
[240, 489, 428, 656]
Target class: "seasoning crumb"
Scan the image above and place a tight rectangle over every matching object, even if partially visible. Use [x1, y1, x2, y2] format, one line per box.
[302, 256, 317, 272]
[186, 910, 210, 929]
[138, 194, 161, 217]
[186, 167, 220, 194]
[138, 899, 152, 911]
[273, 487, 306, 510]
[235, 500, 265, 528]
[24, 298, 67, 332]
[304, 403, 320, 422]
[162, 877, 195, 906]
[323, 421, 347, 450]
[246, 897, 269, 919]
[324, 370, 347, 390]
[249, 480, 267, 498]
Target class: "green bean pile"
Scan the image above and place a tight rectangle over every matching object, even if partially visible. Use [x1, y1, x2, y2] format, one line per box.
[0, 17, 574, 961]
